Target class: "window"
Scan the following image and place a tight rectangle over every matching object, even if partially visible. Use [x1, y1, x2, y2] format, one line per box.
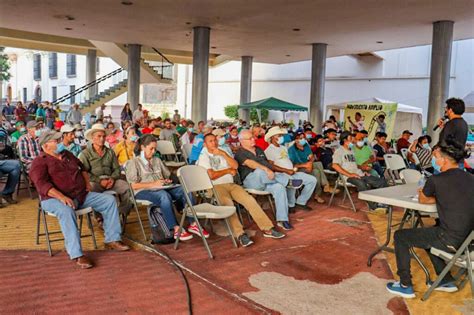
[33, 54, 41, 80]
[96, 58, 100, 74]
[66, 54, 77, 77]
[23, 88, 27, 104]
[52, 86, 57, 102]
[70, 85, 75, 104]
[49, 53, 58, 78]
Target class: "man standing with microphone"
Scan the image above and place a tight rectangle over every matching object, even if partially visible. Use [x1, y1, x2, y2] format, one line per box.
[436, 98, 468, 147]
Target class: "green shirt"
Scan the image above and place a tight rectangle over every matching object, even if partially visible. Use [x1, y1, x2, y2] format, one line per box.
[78, 144, 121, 183]
[176, 126, 187, 136]
[11, 130, 25, 142]
[353, 145, 373, 166]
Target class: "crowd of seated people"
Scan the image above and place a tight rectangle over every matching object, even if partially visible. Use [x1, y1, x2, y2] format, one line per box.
[0, 96, 471, 279]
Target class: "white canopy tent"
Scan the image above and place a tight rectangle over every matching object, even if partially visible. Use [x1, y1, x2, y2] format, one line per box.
[325, 97, 423, 139]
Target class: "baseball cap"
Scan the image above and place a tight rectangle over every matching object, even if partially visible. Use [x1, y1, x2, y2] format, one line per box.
[38, 130, 62, 146]
[26, 120, 39, 129]
[402, 130, 413, 135]
[60, 124, 76, 133]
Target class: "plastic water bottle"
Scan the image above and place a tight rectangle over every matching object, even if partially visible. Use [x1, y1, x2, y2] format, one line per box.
[417, 175, 426, 189]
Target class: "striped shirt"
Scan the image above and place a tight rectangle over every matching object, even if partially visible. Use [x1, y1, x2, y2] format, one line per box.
[18, 134, 41, 168]
[415, 147, 432, 169]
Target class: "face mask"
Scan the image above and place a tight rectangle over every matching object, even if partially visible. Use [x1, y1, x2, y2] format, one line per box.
[231, 135, 238, 139]
[422, 143, 430, 150]
[356, 141, 365, 147]
[188, 127, 194, 133]
[277, 137, 285, 145]
[218, 137, 226, 146]
[348, 143, 354, 150]
[298, 139, 307, 146]
[34, 130, 42, 137]
[130, 135, 139, 142]
[305, 134, 312, 139]
[75, 131, 82, 137]
[364, 137, 368, 144]
[55, 143, 65, 154]
[431, 156, 441, 172]
[20, 127, 26, 133]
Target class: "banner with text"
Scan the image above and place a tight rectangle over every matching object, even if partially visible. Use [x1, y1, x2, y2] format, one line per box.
[343, 102, 398, 140]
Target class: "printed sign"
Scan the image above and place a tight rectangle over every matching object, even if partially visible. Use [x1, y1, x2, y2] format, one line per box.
[343, 103, 398, 140]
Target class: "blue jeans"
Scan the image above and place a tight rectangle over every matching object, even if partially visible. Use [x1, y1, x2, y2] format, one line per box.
[285, 172, 317, 207]
[0, 160, 20, 195]
[243, 168, 290, 222]
[135, 186, 194, 230]
[41, 192, 122, 260]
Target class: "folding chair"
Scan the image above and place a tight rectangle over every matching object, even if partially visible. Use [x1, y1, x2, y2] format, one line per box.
[156, 140, 186, 168]
[181, 143, 193, 164]
[399, 169, 422, 184]
[326, 169, 357, 212]
[122, 161, 152, 241]
[244, 188, 276, 219]
[36, 200, 97, 256]
[400, 148, 410, 166]
[176, 165, 237, 259]
[422, 231, 474, 301]
[384, 154, 406, 185]
[16, 159, 34, 199]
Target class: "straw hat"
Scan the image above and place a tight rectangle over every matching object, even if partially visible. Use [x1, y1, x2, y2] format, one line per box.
[84, 123, 106, 141]
[264, 126, 287, 143]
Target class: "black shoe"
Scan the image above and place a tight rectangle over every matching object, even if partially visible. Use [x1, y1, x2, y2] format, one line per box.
[238, 234, 254, 247]
[296, 204, 313, 211]
[2, 195, 17, 204]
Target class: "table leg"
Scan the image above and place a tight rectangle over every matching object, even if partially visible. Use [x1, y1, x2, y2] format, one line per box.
[367, 206, 393, 267]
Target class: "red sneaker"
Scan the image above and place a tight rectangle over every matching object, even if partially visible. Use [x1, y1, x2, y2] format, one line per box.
[174, 230, 193, 241]
[187, 224, 210, 239]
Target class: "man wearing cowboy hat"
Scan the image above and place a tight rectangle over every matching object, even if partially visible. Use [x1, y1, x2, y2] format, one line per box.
[79, 123, 132, 216]
[30, 130, 129, 269]
[60, 124, 82, 157]
[264, 126, 316, 212]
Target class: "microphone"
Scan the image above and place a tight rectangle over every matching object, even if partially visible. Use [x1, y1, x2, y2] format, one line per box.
[433, 116, 448, 131]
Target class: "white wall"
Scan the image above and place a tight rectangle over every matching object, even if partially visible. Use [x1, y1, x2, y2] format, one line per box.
[176, 39, 474, 125]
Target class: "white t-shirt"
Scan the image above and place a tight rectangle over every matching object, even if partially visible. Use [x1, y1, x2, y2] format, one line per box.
[95, 107, 104, 119]
[332, 146, 364, 178]
[133, 109, 144, 122]
[197, 148, 234, 185]
[264, 144, 294, 170]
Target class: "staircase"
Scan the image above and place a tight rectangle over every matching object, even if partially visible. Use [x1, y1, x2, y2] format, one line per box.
[52, 68, 128, 114]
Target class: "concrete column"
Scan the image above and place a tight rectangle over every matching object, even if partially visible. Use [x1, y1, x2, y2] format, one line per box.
[427, 21, 454, 143]
[309, 43, 327, 133]
[239, 56, 253, 122]
[127, 44, 141, 111]
[191, 27, 210, 122]
[86, 49, 97, 99]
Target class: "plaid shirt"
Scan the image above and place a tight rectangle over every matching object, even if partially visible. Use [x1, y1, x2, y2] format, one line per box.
[18, 134, 41, 167]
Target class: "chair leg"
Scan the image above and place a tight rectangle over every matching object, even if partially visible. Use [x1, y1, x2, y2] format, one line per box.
[328, 180, 339, 207]
[344, 184, 356, 212]
[36, 206, 41, 245]
[135, 205, 148, 241]
[466, 247, 474, 298]
[195, 218, 214, 259]
[41, 210, 53, 257]
[86, 213, 98, 250]
[173, 211, 187, 250]
[224, 218, 238, 248]
[79, 215, 84, 237]
[267, 195, 276, 220]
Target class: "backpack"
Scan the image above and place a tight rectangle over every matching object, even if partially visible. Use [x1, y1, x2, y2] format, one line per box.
[147, 206, 174, 244]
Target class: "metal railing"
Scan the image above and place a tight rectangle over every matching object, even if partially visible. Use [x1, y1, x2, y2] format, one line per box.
[52, 68, 128, 107]
[143, 47, 174, 80]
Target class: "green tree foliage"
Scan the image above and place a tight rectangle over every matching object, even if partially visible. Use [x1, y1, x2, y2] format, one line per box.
[224, 104, 269, 122]
[0, 47, 11, 81]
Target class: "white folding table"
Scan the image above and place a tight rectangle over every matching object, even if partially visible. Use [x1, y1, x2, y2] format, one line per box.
[359, 183, 438, 283]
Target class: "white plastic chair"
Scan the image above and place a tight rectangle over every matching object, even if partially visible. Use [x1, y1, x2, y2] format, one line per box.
[326, 169, 357, 212]
[156, 140, 185, 168]
[176, 165, 237, 259]
[384, 154, 406, 185]
[399, 169, 422, 184]
[422, 231, 474, 300]
[400, 148, 410, 166]
[181, 143, 193, 164]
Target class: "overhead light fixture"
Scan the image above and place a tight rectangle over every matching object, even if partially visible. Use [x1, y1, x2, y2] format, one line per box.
[65, 15, 75, 21]
[185, 22, 191, 25]
[65, 27, 73, 30]
[292, 28, 300, 32]
[211, 46, 217, 49]
[376, 41, 383, 44]
[121, 1, 133, 5]
[286, 54, 291, 57]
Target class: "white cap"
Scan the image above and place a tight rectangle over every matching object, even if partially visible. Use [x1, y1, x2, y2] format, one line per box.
[60, 124, 75, 133]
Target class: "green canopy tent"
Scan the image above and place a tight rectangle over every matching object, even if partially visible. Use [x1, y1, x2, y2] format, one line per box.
[238, 97, 308, 122]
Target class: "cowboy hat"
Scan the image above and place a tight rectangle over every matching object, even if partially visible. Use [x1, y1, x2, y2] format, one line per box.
[84, 123, 106, 141]
[264, 126, 287, 143]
